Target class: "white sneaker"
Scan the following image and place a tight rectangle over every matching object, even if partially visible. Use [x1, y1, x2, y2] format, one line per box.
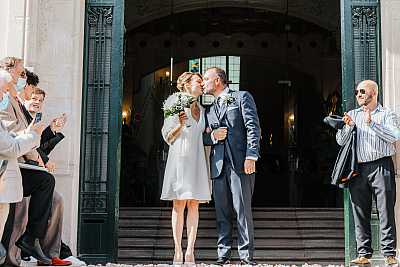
[64, 256, 86, 266]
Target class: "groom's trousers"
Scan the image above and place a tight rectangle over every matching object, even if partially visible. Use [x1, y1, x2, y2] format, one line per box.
[213, 163, 255, 260]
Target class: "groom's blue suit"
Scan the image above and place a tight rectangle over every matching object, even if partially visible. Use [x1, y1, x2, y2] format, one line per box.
[204, 88, 260, 261]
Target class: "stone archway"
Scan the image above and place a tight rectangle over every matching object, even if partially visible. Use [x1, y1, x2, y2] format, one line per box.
[121, 6, 342, 208]
[78, 0, 384, 264]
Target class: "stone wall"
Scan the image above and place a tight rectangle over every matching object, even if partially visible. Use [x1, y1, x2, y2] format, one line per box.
[381, 0, 400, 255]
[0, 0, 85, 254]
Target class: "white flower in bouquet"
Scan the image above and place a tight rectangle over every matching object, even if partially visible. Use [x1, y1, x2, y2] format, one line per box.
[162, 92, 196, 118]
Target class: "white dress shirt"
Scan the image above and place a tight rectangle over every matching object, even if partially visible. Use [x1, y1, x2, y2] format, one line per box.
[336, 104, 400, 163]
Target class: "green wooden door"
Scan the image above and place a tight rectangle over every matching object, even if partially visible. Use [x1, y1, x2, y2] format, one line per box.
[340, 0, 382, 265]
[78, 0, 124, 263]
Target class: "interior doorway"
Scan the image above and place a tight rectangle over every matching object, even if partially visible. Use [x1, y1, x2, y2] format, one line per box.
[120, 4, 342, 208]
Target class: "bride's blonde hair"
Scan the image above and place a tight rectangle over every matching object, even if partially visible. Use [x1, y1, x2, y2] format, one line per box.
[176, 72, 202, 92]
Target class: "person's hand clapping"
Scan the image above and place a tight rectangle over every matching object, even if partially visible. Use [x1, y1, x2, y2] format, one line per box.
[50, 113, 67, 133]
[363, 106, 372, 124]
[27, 121, 46, 136]
[343, 112, 355, 126]
[45, 160, 56, 173]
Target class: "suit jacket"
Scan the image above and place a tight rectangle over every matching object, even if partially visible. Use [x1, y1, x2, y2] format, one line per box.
[323, 115, 358, 187]
[24, 111, 65, 163]
[0, 95, 40, 163]
[0, 120, 40, 203]
[204, 90, 261, 178]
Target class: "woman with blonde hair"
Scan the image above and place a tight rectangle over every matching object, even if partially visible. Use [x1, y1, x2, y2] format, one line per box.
[161, 72, 211, 265]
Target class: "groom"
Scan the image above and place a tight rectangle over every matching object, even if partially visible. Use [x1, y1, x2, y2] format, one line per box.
[202, 67, 261, 265]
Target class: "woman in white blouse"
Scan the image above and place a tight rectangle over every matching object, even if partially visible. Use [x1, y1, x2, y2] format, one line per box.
[161, 72, 211, 265]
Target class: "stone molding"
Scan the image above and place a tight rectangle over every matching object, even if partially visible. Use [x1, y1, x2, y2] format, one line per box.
[381, 0, 400, 255]
[125, 0, 339, 32]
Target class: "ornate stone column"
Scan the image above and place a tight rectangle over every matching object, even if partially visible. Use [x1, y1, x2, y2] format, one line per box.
[0, 0, 26, 59]
[381, 0, 400, 255]
[0, 0, 85, 254]
[24, 0, 86, 253]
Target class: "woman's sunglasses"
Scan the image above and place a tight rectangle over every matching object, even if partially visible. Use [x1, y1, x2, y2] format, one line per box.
[354, 89, 366, 96]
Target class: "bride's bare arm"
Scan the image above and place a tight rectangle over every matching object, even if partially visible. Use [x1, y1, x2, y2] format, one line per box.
[165, 112, 187, 144]
[166, 124, 184, 144]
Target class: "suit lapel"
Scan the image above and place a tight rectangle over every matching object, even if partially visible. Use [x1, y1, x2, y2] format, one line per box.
[219, 103, 227, 120]
[218, 90, 236, 121]
[208, 103, 219, 122]
[9, 96, 29, 128]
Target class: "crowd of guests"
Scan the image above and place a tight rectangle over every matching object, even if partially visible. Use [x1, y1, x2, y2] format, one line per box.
[0, 56, 73, 266]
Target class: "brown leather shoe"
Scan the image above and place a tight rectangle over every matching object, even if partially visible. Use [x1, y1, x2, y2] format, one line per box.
[385, 256, 398, 265]
[351, 256, 371, 265]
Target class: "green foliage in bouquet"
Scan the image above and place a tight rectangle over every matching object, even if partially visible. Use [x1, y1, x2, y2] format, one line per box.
[162, 92, 196, 118]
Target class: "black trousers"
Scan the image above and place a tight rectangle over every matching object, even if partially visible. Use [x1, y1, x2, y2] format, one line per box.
[20, 168, 55, 238]
[349, 156, 397, 257]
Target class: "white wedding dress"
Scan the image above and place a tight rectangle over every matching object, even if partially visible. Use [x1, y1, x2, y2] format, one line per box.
[161, 104, 211, 202]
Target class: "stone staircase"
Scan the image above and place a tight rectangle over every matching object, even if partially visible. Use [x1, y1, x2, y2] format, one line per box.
[118, 207, 344, 265]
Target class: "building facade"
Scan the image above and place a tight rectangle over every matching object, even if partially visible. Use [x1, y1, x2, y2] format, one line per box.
[0, 0, 399, 264]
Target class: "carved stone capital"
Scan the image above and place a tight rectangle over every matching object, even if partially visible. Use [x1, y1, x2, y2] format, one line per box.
[352, 6, 377, 27]
[88, 6, 113, 26]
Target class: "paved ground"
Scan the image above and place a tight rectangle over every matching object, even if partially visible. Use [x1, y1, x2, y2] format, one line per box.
[21, 263, 347, 267]
[89, 264, 346, 267]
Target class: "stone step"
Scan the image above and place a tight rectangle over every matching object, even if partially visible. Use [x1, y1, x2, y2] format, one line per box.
[118, 248, 344, 261]
[118, 238, 344, 249]
[118, 219, 344, 229]
[118, 228, 344, 239]
[117, 208, 345, 265]
[117, 259, 345, 265]
[120, 207, 343, 212]
[119, 210, 343, 220]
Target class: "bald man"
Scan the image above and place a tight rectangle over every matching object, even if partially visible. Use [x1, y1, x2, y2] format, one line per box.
[336, 80, 400, 265]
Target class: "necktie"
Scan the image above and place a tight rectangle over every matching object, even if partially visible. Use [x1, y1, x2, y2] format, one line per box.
[215, 96, 221, 117]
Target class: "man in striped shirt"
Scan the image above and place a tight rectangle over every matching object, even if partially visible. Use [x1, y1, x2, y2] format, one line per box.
[336, 80, 400, 265]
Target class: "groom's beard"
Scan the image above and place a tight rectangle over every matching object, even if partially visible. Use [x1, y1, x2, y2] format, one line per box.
[359, 94, 373, 106]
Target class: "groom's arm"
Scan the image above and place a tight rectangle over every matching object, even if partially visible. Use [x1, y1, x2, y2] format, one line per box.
[203, 113, 214, 146]
[240, 91, 261, 159]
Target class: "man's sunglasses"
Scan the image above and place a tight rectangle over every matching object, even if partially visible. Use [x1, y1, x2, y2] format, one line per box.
[355, 89, 366, 96]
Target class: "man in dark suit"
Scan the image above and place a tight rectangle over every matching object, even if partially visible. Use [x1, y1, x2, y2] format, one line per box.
[202, 67, 261, 265]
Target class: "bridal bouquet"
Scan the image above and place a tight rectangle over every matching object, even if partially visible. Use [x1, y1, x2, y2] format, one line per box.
[162, 92, 195, 118]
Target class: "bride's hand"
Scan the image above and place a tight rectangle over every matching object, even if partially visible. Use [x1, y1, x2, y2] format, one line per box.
[178, 111, 188, 126]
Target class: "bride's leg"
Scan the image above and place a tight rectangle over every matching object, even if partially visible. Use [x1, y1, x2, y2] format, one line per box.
[172, 200, 186, 263]
[185, 199, 199, 264]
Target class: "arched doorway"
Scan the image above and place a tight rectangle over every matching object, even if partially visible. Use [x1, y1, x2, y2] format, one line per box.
[78, 0, 383, 264]
[120, 7, 342, 208]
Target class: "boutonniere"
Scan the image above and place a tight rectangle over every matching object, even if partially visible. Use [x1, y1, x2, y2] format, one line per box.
[221, 95, 236, 106]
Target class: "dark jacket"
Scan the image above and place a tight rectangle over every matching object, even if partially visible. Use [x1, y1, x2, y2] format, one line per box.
[323, 115, 359, 187]
[22, 106, 65, 164]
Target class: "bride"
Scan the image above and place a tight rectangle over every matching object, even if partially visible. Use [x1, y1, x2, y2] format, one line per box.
[161, 72, 211, 265]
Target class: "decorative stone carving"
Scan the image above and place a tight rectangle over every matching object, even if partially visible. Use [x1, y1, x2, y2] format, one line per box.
[352, 5, 378, 83]
[126, 0, 339, 31]
[82, 194, 107, 213]
[352, 7, 377, 27]
[88, 7, 113, 26]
